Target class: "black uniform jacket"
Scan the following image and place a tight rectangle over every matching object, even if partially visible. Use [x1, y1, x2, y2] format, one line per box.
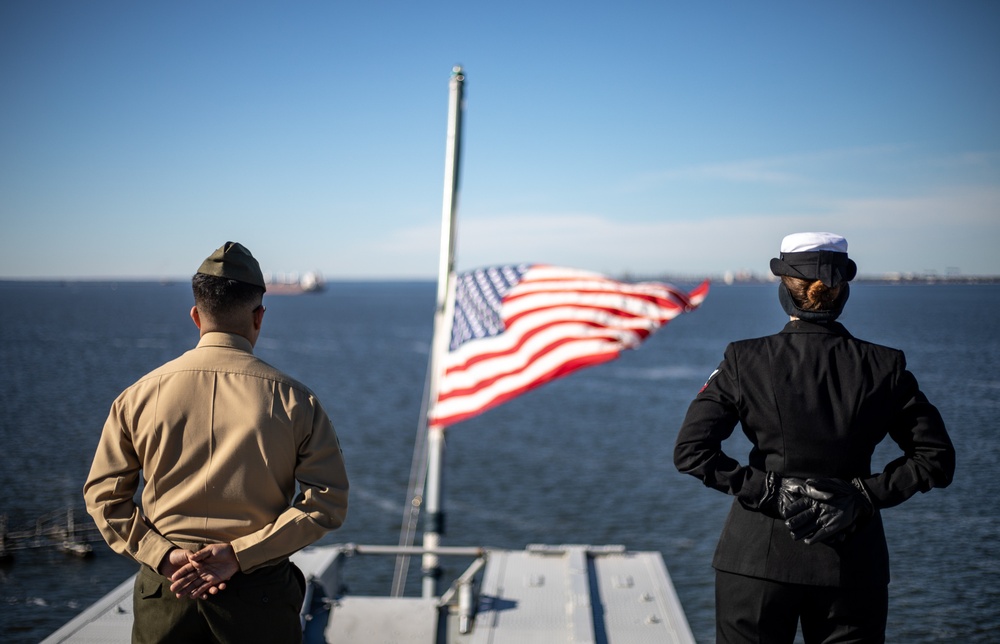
[674, 320, 955, 587]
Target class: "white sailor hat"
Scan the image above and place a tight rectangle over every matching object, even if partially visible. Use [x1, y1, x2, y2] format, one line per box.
[779, 232, 849, 254]
[770, 232, 857, 287]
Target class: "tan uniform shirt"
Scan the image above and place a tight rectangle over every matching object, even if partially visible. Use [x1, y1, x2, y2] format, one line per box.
[84, 332, 349, 573]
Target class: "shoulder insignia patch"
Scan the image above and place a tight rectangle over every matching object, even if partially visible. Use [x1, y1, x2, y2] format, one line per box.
[699, 368, 720, 393]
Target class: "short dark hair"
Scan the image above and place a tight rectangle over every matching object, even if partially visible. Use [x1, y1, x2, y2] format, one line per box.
[192, 273, 265, 326]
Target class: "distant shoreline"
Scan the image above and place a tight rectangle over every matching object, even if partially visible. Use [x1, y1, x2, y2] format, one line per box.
[2, 275, 999, 286]
[642, 273, 1000, 286]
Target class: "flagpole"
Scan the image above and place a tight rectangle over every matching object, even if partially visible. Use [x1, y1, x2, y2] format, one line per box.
[422, 65, 465, 598]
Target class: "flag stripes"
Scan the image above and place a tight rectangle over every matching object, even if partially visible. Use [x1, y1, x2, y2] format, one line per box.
[430, 264, 708, 427]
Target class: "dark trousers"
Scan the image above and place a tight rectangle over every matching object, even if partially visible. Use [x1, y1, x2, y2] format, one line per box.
[715, 570, 888, 644]
[132, 560, 306, 644]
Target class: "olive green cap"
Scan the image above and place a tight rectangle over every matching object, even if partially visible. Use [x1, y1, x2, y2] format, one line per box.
[196, 241, 266, 290]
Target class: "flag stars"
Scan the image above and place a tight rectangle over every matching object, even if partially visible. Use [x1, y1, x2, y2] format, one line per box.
[450, 265, 529, 350]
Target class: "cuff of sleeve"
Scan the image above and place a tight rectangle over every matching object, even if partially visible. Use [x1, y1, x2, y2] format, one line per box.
[852, 477, 877, 513]
[736, 467, 769, 509]
[230, 534, 275, 574]
[230, 510, 324, 573]
[135, 531, 177, 572]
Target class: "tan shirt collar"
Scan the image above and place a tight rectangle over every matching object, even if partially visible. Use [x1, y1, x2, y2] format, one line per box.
[197, 331, 254, 353]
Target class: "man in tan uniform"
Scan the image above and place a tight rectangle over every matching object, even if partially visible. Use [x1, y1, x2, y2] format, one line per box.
[84, 242, 349, 643]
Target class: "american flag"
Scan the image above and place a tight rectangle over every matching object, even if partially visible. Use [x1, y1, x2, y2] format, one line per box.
[429, 264, 709, 427]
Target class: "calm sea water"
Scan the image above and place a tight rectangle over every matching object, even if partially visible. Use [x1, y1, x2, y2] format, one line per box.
[1, 280, 998, 643]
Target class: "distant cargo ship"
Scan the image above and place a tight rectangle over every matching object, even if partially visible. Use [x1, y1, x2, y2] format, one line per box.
[264, 270, 324, 294]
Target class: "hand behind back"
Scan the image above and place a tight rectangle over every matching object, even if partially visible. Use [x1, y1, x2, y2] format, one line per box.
[169, 543, 240, 599]
[784, 478, 875, 545]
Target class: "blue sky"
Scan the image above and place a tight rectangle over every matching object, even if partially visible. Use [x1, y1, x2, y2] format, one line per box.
[2, 1, 998, 280]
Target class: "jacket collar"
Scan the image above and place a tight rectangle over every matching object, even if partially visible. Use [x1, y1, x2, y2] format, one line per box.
[780, 319, 854, 338]
[196, 331, 254, 353]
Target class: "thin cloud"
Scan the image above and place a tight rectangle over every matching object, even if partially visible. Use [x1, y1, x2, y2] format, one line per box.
[362, 184, 1000, 278]
[625, 145, 906, 192]
[828, 186, 1000, 228]
[642, 160, 800, 185]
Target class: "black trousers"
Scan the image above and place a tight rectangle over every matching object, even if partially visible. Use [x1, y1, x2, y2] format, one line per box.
[715, 570, 888, 644]
[132, 560, 306, 644]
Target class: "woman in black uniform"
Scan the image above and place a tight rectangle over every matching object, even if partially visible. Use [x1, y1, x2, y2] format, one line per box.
[674, 232, 955, 644]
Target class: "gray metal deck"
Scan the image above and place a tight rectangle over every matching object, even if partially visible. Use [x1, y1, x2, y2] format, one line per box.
[42, 543, 694, 644]
[467, 545, 693, 644]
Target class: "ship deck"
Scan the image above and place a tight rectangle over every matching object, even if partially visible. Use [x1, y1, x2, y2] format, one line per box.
[42, 543, 694, 644]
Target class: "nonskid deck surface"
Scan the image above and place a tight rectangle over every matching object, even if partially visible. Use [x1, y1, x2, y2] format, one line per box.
[42, 543, 694, 644]
[462, 545, 693, 644]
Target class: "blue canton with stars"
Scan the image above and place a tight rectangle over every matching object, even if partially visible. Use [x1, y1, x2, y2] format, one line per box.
[449, 264, 530, 350]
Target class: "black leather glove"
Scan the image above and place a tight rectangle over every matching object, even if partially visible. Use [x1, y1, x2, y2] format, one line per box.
[757, 471, 810, 520]
[785, 477, 875, 545]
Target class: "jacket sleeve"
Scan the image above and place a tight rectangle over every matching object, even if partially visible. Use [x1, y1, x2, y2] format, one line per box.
[83, 397, 176, 572]
[673, 344, 769, 508]
[860, 358, 955, 509]
[230, 396, 349, 572]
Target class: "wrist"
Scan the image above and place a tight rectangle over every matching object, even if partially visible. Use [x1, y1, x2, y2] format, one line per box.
[756, 470, 781, 515]
[157, 548, 177, 576]
[850, 477, 875, 515]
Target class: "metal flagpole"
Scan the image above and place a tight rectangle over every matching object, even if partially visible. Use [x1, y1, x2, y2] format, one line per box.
[422, 66, 465, 598]
[390, 365, 432, 596]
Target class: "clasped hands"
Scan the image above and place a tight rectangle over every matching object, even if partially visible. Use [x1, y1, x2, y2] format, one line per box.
[158, 543, 240, 600]
[759, 472, 875, 545]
